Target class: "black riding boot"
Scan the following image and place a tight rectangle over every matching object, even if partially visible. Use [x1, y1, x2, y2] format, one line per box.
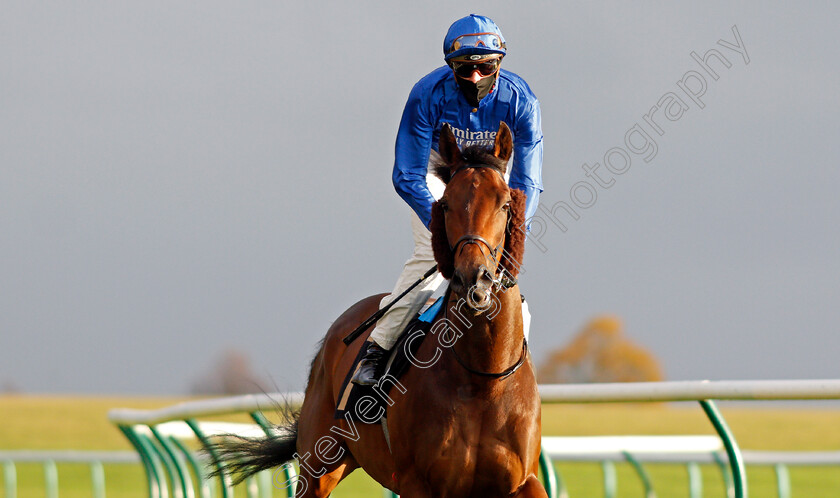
[351, 341, 388, 386]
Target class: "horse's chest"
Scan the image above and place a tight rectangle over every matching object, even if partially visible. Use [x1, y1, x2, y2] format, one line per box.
[397, 401, 527, 496]
[435, 439, 522, 494]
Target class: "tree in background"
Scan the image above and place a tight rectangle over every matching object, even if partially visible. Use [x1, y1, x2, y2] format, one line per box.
[538, 316, 664, 383]
[191, 349, 268, 395]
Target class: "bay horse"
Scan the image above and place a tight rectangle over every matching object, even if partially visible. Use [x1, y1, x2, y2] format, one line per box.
[215, 122, 547, 498]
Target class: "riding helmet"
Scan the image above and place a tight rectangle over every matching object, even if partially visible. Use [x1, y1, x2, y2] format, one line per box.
[443, 14, 507, 61]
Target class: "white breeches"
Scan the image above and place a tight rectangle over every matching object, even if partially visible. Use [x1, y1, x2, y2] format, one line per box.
[370, 152, 531, 350]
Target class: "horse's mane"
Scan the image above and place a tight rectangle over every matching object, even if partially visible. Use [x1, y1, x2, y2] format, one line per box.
[432, 145, 508, 184]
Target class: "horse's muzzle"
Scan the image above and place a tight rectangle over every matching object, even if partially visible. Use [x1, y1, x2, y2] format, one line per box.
[452, 264, 496, 311]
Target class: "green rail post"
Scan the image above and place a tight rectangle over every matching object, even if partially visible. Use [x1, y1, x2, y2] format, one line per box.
[686, 462, 703, 498]
[256, 470, 273, 498]
[44, 459, 58, 498]
[249, 411, 274, 434]
[140, 431, 179, 498]
[601, 460, 617, 498]
[712, 451, 735, 497]
[555, 465, 569, 498]
[621, 451, 655, 498]
[3, 459, 16, 498]
[149, 425, 195, 498]
[251, 411, 298, 498]
[120, 424, 168, 498]
[185, 418, 234, 498]
[245, 475, 259, 498]
[774, 463, 790, 498]
[91, 460, 106, 498]
[170, 435, 212, 498]
[700, 399, 747, 498]
[539, 447, 559, 498]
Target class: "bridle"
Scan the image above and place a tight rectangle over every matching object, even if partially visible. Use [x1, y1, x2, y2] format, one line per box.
[442, 163, 527, 380]
[446, 163, 517, 291]
[450, 233, 515, 290]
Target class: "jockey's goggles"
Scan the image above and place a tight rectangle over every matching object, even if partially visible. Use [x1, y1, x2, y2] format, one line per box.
[449, 57, 501, 78]
[446, 32, 506, 56]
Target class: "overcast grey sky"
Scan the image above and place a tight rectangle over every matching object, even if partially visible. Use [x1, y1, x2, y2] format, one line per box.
[2, 1, 838, 394]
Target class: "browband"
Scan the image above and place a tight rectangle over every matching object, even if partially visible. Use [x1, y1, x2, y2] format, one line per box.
[451, 163, 505, 179]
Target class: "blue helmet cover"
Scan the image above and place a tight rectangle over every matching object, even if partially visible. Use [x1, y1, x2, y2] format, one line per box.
[443, 14, 506, 61]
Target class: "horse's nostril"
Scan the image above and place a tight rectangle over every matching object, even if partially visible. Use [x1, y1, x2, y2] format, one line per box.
[467, 285, 491, 310]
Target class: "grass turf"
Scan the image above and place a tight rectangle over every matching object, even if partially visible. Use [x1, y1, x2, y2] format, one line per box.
[2, 395, 839, 496]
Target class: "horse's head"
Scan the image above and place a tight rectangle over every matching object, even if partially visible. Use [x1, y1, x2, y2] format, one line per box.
[429, 122, 526, 310]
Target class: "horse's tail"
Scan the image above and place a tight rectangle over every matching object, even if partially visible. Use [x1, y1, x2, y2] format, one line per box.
[207, 409, 300, 485]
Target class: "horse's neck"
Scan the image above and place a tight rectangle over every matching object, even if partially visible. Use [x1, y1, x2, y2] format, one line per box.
[448, 286, 524, 376]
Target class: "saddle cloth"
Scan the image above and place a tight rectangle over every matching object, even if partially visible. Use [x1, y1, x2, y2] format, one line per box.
[334, 295, 445, 424]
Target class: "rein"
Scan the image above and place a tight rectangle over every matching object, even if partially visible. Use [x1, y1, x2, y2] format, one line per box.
[442, 291, 528, 380]
[450, 336, 528, 380]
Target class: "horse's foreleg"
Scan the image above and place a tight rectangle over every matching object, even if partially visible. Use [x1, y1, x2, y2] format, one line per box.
[390, 477, 431, 498]
[293, 409, 358, 497]
[293, 460, 358, 498]
[293, 375, 360, 497]
[511, 475, 549, 498]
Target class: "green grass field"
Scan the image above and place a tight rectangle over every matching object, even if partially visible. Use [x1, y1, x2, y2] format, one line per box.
[2, 395, 839, 497]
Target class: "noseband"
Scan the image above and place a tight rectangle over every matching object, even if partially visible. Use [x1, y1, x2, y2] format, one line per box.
[451, 234, 502, 262]
[450, 232, 515, 290]
[447, 164, 517, 290]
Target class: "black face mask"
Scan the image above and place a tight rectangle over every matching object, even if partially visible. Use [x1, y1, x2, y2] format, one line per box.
[455, 72, 498, 107]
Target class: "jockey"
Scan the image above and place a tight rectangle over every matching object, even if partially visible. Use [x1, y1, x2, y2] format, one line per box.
[352, 14, 543, 386]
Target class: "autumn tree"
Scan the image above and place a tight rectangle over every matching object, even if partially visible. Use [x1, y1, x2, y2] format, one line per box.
[191, 349, 268, 395]
[538, 316, 664, 383]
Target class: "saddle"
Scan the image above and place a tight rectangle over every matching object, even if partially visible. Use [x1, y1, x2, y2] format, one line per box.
[334, 295, 445, 424]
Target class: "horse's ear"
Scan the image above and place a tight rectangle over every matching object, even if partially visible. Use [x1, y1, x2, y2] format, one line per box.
[438, 123, 463, 169]
[493, 122, 513, 165]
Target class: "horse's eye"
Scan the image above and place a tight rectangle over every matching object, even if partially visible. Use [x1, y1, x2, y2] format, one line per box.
[439, 201, 449, 212]
[502, 201, 511, 212]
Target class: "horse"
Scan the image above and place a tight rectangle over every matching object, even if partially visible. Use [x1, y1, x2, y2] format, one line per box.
[215, 122, 547, 498]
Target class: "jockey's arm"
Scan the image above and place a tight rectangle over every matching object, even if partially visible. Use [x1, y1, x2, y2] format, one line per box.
[508, 99, 544, 227]
[392, 85, 437, 229]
